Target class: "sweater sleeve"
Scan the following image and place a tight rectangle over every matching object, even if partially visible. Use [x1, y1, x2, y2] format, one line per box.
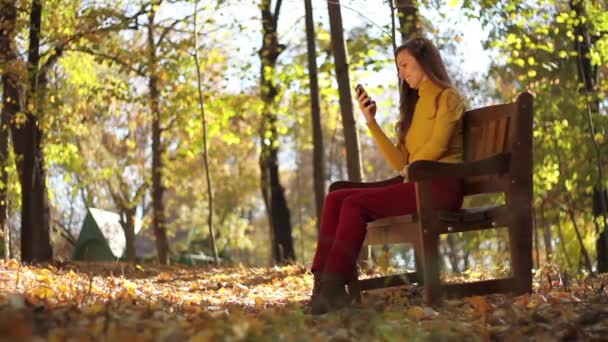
[409, 88, 464, 163]
[367, 120, 408, 171]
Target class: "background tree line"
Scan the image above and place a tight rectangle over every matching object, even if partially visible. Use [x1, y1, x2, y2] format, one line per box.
[0, 0, 606, 275]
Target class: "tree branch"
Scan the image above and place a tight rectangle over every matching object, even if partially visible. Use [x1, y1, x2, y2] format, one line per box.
[68, 47, 146, 77]
[273, 0, 283, 29]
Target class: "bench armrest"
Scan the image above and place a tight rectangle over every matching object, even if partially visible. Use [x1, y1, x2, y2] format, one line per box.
[329, 175, 404, 192]
[408, 153, 511, 182]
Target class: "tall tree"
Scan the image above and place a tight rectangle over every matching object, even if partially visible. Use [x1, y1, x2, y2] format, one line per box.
[395, 0, 418, 43]
[11, 0, 54, 262]
[193, 0, 219, 264]
[304, 0, 325, 232]
[259, 0, 295, 263]
[0, 0, 18, 261]
[147, 2, 171, 264]
[569, 0, 607, 273]
[327, 0, 362, 182]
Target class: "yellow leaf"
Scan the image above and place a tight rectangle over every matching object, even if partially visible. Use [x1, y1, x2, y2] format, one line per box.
[158, 273, 171, 281]
[406, 306, 426, 321]
[448, 0, 461, 7]
[468, 296, 492, 314]
[82, 303, 105, 315]
[4, 259, 20, 269]
[255, 297, 264, 309]
[33, 285, 55, 299]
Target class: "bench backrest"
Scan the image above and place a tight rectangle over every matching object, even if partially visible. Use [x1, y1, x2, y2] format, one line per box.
[462, 93, 533, 196]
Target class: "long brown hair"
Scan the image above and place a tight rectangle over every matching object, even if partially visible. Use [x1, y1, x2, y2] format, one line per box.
[395, 37, 453, 144]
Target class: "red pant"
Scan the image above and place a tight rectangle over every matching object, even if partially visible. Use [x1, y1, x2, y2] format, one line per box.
[311, 178, 463, 278]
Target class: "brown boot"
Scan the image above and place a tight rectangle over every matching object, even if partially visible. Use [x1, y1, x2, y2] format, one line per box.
[311, 272, 350, 315]
[347, 268, 361, 303]
[310, 271, 322, 303]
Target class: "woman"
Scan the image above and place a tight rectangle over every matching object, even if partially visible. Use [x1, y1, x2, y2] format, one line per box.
[310, 37, 465, 315]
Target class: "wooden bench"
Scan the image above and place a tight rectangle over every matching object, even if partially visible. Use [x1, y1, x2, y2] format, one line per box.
[329, 92, 534, 305]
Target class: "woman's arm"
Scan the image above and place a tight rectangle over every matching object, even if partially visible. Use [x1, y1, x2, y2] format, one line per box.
[409, 88, 464, 163]
[367, 120, 408, 171]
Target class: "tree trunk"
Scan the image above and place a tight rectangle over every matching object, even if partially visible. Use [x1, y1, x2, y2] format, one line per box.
[446, 234, 460, 273]
[193, 0, 219, 264]
[122, 208, 136, 262]
[540, 201, 553, 262]
[327, 0, 362, 182]
[0, 0, 18, 262]
[259, 0, 295, 264]
[556, 214, 573, 270]
[148, 8, 169, 264]
[570, 0, 607, 273]
[395, 0, 418, 43]
[564, 200, 593, 274]
[12, 0, 52, 262]
[304, 0, 325, 233]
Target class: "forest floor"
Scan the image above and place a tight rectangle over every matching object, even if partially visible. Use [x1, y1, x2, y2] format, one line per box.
[0, 260, 607, 341]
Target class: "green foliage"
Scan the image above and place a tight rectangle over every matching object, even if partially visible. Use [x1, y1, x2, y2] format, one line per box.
[4, 0, 606, 270]
[455, 0, 608, 273]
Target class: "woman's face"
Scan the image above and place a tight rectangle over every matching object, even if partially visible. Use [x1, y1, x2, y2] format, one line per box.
[397, 49, 428, 89]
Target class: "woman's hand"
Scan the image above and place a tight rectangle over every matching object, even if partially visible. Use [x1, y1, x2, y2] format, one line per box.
[400, 164, 409, 182]
[355, 84, 377, 123]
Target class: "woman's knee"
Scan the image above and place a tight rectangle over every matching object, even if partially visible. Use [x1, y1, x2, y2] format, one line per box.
[340, 194, 365, 213]
[325, 189, 352, 208]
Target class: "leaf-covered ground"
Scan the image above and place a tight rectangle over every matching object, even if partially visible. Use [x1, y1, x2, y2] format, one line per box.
[0, 260, 607, 341]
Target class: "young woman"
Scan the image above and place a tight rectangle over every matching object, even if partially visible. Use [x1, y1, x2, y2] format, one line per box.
[310, 37, 465, 315]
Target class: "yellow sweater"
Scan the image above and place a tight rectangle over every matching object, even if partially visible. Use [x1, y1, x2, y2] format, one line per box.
[367, 79, 464, 171]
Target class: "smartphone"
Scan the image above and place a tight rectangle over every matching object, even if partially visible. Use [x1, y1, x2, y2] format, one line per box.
[355, 84, 373, 106]
[355, 84, 364, 96]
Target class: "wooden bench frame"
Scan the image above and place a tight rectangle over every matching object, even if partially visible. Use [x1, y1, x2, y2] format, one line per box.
[329, 92, 534, 305]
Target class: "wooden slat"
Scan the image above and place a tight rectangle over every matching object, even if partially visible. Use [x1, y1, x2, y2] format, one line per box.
[443, 278, 515, 298]
[475, 123, 487, 160]
[463, 176, 509, 196]
[329, 176, 403, 192]
[438, 204, 505, 223]
[464, 126, 481, 162]
[367, 214, 414, 228]
[465, 103, 517, 125]
[364, 222, 418, 246]
[359, 272, 421, 291]
[485, 120, 498, 157]
[434, 216, 509, 235]
[408, 153, 510, 182]
[496, 118, 509, 154]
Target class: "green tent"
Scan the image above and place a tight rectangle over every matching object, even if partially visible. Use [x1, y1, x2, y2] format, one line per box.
[73, 208, 137, 261]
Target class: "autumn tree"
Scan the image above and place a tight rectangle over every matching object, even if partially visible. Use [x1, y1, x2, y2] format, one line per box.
[192, 0, 219, 263]
[394, 0, 418, 43]
[459, 0, 608, 273]
[0, 0, 19, 261]
[304, 0, 325, 232]
[327, 0, 363, 182]
[259, 0, 296, 263]
[10, 0, 54, 262]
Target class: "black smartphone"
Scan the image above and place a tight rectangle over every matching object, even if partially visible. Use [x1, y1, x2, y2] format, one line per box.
[355, 84, 364, 96]
[355, 84, 374, 106]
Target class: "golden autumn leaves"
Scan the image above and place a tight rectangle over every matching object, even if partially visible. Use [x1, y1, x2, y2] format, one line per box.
[0, 260, 606, 340]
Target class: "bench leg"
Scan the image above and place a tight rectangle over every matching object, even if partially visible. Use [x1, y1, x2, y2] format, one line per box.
[421, 232, 442, 305]
[347, 278, 362, 303]
[509, 220, 533, 294]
